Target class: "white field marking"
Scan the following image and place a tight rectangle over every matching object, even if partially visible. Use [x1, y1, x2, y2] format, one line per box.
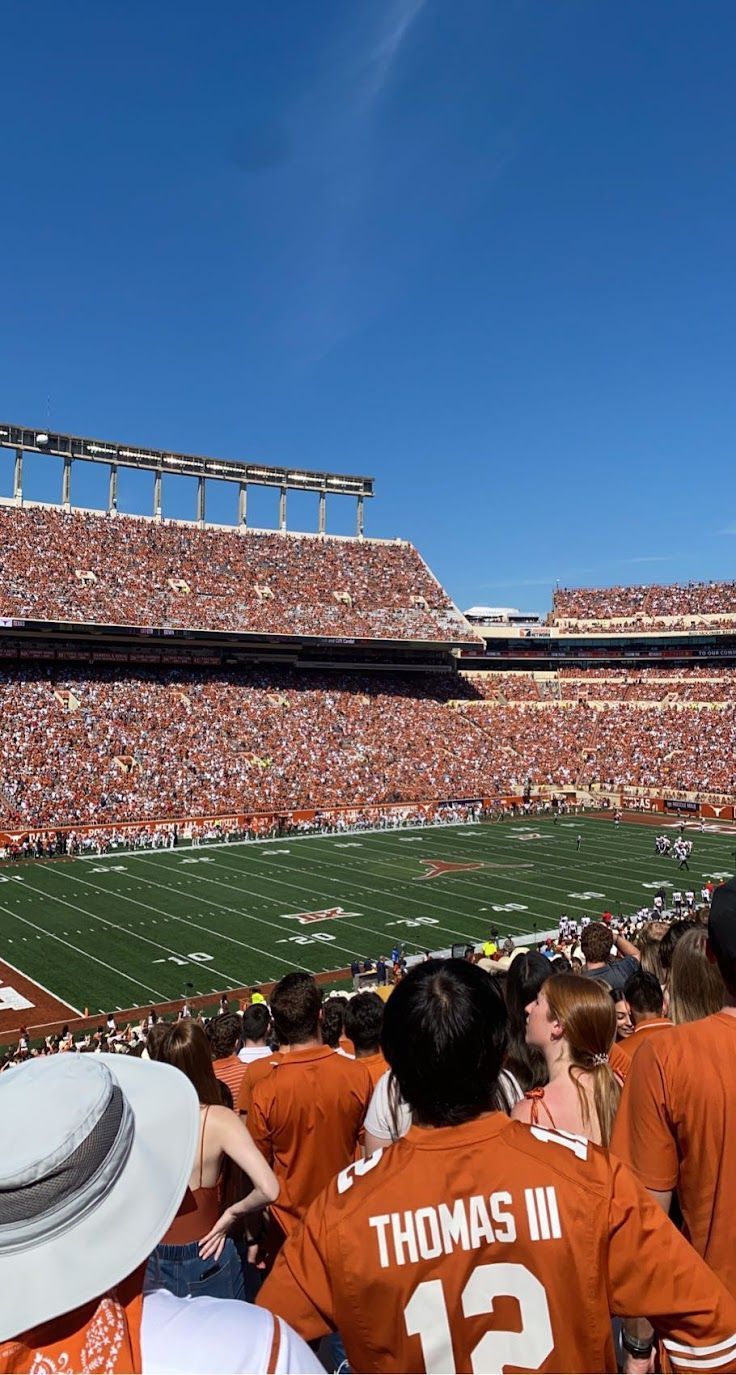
[421, 827, 718, 900]
[197, 841, 528, 932]
[0, 951, 82, 1016]
[143, 850, 487, 950]
[127, 854, 425, 960]
[31, 867, 295, 984]
[0, 898, 169, 1001]
[76, 820, 478, 864]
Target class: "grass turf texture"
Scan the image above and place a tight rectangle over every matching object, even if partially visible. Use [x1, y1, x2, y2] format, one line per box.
[1, 817, 734, 1020]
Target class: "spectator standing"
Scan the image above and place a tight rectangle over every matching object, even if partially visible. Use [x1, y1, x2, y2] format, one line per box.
[206, 1013, 246, 1101]
[581, 922, 640, 991]
[247, 973, 373, 1249]
[0, 1055, 321, 1373]
[614, 970, 671, 1080]
[147, 1021, 278, 1299]
[238, 1003, 274, 1065]
[344, 992, 388, 1087]
[511, 973, 620, 1145]
[257, 960, 736, 1375]
[612, 876, 736, 1304]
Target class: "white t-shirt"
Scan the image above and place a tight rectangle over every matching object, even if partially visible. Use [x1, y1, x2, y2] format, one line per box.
[365, 1068, 523, 1146]
[238, 1044, 274, 1065]
[140, 1289, 323, 1374]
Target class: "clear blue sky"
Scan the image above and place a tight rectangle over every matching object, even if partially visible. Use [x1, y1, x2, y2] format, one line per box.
[3, 1, 736, 615]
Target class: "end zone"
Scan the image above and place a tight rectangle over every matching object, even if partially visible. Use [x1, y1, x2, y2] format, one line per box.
[0, 957, 81, 1040]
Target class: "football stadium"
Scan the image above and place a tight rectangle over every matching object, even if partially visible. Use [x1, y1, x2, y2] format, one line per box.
[4, 418, 736, 1373]
[2, 422, 736, 1039]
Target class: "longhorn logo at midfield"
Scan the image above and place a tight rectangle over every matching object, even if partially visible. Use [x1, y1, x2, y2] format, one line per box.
[415, 859, 486, 881]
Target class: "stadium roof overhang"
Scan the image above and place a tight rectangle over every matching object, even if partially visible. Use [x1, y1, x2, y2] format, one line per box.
[0, 423, 374, 499]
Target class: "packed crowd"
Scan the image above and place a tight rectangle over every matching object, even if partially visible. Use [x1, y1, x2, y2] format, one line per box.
[0, 504, 478, 643]
[4, 880, 736, 1373]
[2, 663, 736, 830]
[0, 666, 490, 826]
[551, 581, 736, 632]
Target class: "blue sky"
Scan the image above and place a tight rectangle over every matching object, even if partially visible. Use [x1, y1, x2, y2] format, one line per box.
[3, 0, 736, 615]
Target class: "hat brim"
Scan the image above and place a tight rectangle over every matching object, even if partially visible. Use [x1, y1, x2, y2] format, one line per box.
[0, 1054, 199, 1342]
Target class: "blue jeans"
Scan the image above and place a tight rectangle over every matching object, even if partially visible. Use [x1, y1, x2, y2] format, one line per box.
[145, 1238, 245, 1301]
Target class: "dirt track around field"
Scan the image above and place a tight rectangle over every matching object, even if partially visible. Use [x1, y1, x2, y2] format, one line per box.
[0, 957, 80, 1041]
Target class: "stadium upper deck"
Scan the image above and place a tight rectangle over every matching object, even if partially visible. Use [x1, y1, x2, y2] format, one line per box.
[0, 502, 480, 648]
[550, 582, 736, 635]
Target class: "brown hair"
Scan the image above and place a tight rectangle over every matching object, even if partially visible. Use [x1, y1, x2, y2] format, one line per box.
[270, 972, 322, 1046]
[155, 1020, 223, 1105]
[544, 974, 620, 1146]
[668, 928, 726, 1025]
[637, 930, 666, 988]
[580, 922, 614, 966]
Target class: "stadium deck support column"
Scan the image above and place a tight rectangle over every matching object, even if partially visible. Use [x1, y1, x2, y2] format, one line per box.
[238, 480, 248, 527]
[153, 469, 162, 519]
[108, 463, 118, 513]
[318, 488, 326, 534]
[62, 455, 72, 509]
[13, 448, 23, 504]
[279, 485, 287, 532]
[356, 494, 364, 537]
[197, 475, 206, 526]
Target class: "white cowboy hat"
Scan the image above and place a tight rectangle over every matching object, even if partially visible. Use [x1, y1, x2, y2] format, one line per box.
[0, 1052, 199, 1341]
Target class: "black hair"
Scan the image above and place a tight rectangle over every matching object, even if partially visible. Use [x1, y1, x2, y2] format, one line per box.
[381, 959, 508, 1127]
[624, 968, 665, 1017]
[270, 972, 322, 1046]
[242, 1003, 271, 1042]
[321, 999, 345, 1049]
[502, 951, 551, 1093]
[344, 992, 384, 1054]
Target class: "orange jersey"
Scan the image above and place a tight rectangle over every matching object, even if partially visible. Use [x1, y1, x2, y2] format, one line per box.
[611, 1011, 736, 1294]
[258, 1112, 736, 1374]
[248, 1045, 373, 1238]
[236, 1052, 282, 1115]
[613, 1018, 673, 1082]
[608, 1040, 629, 1083]
[358, 1050, 390, 1088]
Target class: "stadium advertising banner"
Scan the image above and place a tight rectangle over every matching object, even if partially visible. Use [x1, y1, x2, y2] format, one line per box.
[664, 798, 700, 813]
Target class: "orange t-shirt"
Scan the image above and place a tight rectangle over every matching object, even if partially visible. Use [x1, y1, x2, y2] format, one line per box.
[611, 1012, 736, 1295]
[357, 1050, 390, 1088]
[258, 1113, 736, 1374]
[608, 1040, 629, 1083]
[248, 1045, 373, 1239]
[236, 1052, 282, 1115]
[212, 1054, 246, 1102]
[613, 1017, 673, 1082]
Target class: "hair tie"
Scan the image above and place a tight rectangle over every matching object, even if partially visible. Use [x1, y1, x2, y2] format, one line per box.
[592, 1052, 609, 1066]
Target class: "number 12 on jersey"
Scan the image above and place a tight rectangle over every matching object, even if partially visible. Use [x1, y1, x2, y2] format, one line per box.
[404, 1262, 554, 1374]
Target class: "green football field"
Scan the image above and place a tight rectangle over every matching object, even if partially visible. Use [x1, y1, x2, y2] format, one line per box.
[1, 816, 735, 1022]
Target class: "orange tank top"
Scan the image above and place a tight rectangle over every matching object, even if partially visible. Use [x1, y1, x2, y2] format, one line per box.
[160, 1105, 222, 1245]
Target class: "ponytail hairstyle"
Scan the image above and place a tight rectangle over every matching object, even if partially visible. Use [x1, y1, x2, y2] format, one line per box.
[544, 974, 620, 1145]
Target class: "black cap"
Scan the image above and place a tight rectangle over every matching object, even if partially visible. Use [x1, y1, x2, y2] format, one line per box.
[708, 878, 736, 966]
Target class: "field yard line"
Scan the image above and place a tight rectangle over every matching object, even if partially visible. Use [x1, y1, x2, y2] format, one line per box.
[139, 850, 486, 950]
[227, 836, 626, 923]
[0, 951, 83, 1016]
[441, 830, 719, 897]
[128, 854, 417, 959]
[0, 899, 169, 1001]
[39, 867, 308, 980]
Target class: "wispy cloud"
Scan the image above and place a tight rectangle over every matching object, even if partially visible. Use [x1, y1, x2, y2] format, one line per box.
[621, 555, 673, 565]
[360, 0, 428, 109]
[719, 526, 736, 535]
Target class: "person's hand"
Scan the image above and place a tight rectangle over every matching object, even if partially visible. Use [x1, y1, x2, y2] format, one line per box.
[622, 1352, 656, 1374]
[198, 1206, 239, 1261]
